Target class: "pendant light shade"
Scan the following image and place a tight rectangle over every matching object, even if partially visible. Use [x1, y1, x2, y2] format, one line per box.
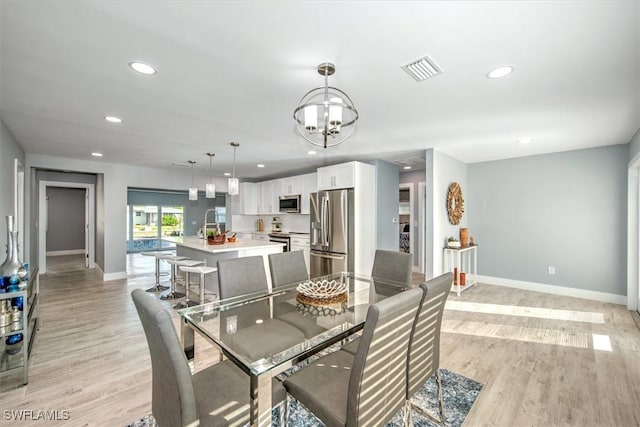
[188, 160, 198, 201]
[205, 152, 216, 199]
[228, 142, 240, 196]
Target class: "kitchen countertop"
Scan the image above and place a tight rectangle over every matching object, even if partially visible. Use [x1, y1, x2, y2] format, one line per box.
[165, 236, 285, 253]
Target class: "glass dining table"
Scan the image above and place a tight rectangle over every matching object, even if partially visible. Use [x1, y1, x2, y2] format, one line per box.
[178, 272, 409, 427]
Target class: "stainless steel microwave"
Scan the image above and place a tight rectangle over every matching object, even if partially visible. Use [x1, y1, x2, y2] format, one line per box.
[279, 195, 301, 213]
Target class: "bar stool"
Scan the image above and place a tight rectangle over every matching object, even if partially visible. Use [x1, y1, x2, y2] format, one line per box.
[171, 259, 205, 309]
[142, 251, 171, 292]
[179, 265, 218, 305]
[160, 255, 188, 300]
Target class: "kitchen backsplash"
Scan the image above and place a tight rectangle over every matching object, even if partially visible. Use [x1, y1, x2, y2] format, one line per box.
[231, 213, 310, 233]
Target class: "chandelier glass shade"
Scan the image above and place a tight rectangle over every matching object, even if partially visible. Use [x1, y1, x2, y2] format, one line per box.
[293, 63, 358, 149]
[205, 152, 216, 199]
[188, 160, 198, 201]
[228, 142, 240, 196]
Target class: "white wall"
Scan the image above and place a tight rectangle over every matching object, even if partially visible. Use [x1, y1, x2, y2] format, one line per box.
[0, 121, 25, 259]
[26, 153, 229, 280]
[425, 149, 468, 278]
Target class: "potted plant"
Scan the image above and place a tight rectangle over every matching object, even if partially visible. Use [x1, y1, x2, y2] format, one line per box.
[447, 237, 461, 248]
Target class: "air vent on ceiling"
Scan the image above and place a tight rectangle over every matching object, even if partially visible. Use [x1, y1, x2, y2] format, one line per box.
[401, 55, 442, 82]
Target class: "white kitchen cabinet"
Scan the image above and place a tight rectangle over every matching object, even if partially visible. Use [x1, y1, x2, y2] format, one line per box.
[239, 182, 258, 215]
[290, 235, 310, 272]
[301, 172, 317, 214]
[281, 176, 303, 195]
[258, 181, 276, 214]
[317, 162, 356, 190]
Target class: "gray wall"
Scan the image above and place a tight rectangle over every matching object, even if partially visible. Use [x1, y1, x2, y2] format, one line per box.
[46, 187, 85, 252]
[128, 189, 226, 236]
[468, 144, 627, 296]
[0, 120, 25, 260]
[374, 160, 400, 251]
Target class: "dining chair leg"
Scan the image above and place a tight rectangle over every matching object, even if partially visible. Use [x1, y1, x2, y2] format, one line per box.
[278, 395, 289, 426]
[436, 369, 446, 423]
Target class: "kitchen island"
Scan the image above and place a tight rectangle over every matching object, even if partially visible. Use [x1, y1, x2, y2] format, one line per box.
[165, 236, 285, 290]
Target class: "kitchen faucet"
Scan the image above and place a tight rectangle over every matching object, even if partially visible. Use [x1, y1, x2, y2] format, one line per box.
[203, 208, 220, 239]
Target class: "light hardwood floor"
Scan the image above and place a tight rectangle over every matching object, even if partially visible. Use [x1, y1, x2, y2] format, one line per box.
[0, 257, 638, 426]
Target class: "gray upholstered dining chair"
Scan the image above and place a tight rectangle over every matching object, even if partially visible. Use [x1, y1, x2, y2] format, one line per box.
[216, 256, 307, 359]
[268, 251, 309, 287]
[371, 249, 413, 286]
[131, 288, 286, 426]
[283, 286, 424, 427]
[268, 251, 326, 339]
[217, 255, 269, 299]
[406, 272, 453, 425]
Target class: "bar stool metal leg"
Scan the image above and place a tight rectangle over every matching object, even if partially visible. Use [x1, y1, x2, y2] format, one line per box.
[145, 253, 169, 292]
[173, 271, 200, 309]
[161, 258, 187, 300]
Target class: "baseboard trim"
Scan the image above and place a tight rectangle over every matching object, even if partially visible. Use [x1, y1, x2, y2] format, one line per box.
[478, 275, 627, 306]
[46, 249, 84, 256]
[102, 270, 127, 281]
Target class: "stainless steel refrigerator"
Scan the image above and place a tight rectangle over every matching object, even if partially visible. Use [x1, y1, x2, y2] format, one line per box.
[310, 189, 354, 278]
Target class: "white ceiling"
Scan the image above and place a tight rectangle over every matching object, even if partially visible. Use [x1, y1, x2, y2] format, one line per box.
[1, 1, 638, 180]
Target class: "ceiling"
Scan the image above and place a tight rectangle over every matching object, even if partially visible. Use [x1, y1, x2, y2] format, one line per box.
[1, 1, 638, 180]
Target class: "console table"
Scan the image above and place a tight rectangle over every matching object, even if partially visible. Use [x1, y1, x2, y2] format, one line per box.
[443, 245, 478, 296]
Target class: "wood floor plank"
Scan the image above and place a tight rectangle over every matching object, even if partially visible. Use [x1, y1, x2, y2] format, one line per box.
[0, 257, 638, 426]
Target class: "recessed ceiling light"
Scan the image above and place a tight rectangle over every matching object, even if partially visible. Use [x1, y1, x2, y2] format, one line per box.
[91, 152, 103, 157]
[129, 61, 157, 75]
[403, 166, 412, 170]
[224, 172, 231, 176]
[517, 138, 533, 144]
[307, 150, 317, 155]
[104, 115, 122, 123]
[257, 164, 265, 168]
[487, 66, 513, 79]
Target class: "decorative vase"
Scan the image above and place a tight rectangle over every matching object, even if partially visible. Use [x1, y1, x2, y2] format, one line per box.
[459, 228, 469, 247]
[0, 216, 25, 281]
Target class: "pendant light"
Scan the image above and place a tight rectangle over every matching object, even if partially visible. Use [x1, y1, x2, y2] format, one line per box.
[228, 142, 240, 196]
[205, 152, 216, 199]
[293, 62, 358, 148]
[188, 160, 198, 201]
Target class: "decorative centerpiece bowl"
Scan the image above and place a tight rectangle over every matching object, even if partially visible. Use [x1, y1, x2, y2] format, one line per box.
[296, 280, 348, 307]
[448, 240, 461, 248]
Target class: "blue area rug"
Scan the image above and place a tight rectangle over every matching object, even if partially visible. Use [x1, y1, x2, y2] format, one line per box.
[127, 368, 482, 427]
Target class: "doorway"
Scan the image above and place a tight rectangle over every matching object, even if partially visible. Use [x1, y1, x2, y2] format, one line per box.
[38, 181, 95, 274]
[399, 184, 413, 256]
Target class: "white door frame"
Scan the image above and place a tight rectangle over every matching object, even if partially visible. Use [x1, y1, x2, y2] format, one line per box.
[39, 180, 95, 274]
[399, 183, 416, 269]
[628, 154, 640, 312]
[419, 181, 426, 275]
[13, 159, 24, 260]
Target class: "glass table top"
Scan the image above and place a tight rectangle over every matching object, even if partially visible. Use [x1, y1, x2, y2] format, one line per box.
[178, 272, 409, 376]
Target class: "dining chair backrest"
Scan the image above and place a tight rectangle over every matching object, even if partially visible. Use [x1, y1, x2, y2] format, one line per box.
[371, 249, 413, 286]
[217, 255, 269, 300]
[268, 251, 309, 287]
[346, 286, 424, 426]
[131, 288, 197, 427]
[407, 272, 453, 399]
